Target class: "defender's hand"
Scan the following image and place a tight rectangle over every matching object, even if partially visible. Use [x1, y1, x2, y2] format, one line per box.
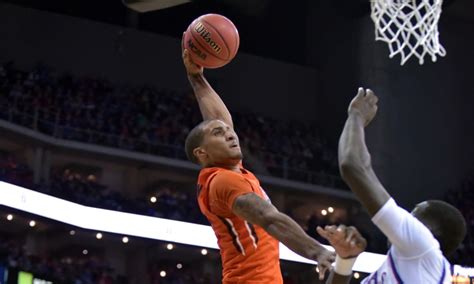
[317, 225, 367, 259]
[348, 87, 379, 127]
[182, 32, 203, 76]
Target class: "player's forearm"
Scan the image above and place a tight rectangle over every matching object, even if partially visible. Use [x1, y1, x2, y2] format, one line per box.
[187, 73, 233, 127]
[265, 212, 327, 260]
[338, 113, 371, 171]
[338, 113, 390, 216]
[325, 271, 352, 284]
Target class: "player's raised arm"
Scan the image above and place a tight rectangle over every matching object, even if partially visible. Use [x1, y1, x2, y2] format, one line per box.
[232, 193, 335, 280]
[182, 46, 233, 128]
[338, 88, 390, 217]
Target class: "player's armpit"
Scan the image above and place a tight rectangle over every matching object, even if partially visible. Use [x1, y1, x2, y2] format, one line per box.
[232, 193, 278, 229]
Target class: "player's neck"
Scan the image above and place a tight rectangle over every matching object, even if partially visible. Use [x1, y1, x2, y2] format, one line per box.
[207, 161, 241, 173]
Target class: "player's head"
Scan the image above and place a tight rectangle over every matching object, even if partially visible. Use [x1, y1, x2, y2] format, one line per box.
[185, 119, 242, 167]
[411, 200, 466, 257]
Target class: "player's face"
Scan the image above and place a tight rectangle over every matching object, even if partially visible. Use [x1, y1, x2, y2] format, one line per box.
[200, 120, 242, 165]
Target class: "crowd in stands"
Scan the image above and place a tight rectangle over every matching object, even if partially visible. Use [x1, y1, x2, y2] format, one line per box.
[445, 176, 474, 266]
[0, 234, 307, 284]
[0, 61, 341, 188]
[0, 235, 120, 284]
[0, 153, 208, 225]
[43, 168, 209, 226]
[0, 151, 33, 189]
[148, 261, 215, 284]
[0, 233, 221, 283]
[3, 152, 473, 265]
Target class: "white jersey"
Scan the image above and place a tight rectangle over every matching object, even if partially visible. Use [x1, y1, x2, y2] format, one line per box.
[362, 198, 451, 284]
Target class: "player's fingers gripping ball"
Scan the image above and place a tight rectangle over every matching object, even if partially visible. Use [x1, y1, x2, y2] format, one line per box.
[183, 14, 240, 69]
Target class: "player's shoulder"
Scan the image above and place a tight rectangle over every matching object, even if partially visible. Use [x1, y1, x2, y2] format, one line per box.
[211, 169, 245, 185]
[199, 166, 234, 181]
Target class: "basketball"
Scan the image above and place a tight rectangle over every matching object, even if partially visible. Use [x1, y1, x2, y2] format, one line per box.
[183, 14, 240, 69]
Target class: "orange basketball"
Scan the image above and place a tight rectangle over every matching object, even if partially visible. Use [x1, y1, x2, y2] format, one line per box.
[184, 14, 240, 69]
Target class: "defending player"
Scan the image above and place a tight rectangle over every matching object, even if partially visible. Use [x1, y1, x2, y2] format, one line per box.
[333, 88, 466, 283]
[182, 47, 335, 283]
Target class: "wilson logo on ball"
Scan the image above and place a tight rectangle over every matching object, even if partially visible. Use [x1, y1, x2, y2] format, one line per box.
[194, 22, 222, 54]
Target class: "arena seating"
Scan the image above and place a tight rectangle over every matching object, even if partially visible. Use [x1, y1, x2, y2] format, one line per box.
[0, 62, 342, 188]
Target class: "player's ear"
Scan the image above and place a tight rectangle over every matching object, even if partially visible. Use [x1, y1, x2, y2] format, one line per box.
[193, 147, 207, 162]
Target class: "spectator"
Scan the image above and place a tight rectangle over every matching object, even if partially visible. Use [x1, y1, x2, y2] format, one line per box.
[0, 62, 341, 187]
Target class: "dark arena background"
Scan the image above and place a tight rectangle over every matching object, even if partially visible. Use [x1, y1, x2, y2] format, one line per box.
[0, 0, 473, 283]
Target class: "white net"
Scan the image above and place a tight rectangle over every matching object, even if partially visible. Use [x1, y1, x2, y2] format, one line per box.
[370, 0, 445, 65]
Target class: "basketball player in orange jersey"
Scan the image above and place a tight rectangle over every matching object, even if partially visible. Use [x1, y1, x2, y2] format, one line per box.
[182, 47, 335, 283]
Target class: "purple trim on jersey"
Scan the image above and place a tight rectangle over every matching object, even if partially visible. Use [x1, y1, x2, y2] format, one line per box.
[439, 260, 446, 284]
[388, 252, 403, 284]
[387, 251, 447, 284]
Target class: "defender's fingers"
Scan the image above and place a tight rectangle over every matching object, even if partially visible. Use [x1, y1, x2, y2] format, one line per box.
[366, 89, 379, 103]
[336, 224, 347, 232]
[345, 227, 355, 243]
[348, 226, 367, 248]
[317, 227, 332, 240]
[325, 225, 337, 233]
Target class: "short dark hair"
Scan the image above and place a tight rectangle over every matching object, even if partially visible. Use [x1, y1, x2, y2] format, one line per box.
[413, 200, 466, 257]
[184, 121, 210, 164]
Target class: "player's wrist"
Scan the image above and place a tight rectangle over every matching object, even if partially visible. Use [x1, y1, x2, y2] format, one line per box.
[348, 110, 363, 120]
[187, 72, 206, 87]
[334, 254, 357, 276]
[187, 69, 204, 77]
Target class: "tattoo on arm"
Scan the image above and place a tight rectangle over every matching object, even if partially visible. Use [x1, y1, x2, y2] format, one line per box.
[232, 193, 277, 228]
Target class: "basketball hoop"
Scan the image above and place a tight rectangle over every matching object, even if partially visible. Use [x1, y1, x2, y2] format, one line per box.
[370, 0, 446, 65]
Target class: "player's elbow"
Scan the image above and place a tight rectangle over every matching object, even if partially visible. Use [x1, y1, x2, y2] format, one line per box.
[339, 158, 371, 182]
[255, 210, 280, 231]
[232, 195, 279, 229]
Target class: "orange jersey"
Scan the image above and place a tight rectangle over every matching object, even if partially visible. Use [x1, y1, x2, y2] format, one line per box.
[197, 164, 283, 284]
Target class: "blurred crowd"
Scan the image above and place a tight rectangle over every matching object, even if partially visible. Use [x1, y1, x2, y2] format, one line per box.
[0, 234, 306, 284]
[0, 153, 340, 233]
[445, 176, 474, 266]
[0, 61, 341, 187]
[0, 151, 33, 189]
[148, 261, 214, 284]
[43, 169, 208, 226]
[3, 151, 473, 266]
[0, 153, 208, 225]
[0, 235, 120, 284]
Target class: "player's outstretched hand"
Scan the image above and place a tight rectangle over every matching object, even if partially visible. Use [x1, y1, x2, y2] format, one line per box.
[182, 32, 203, 76]
[315, 248, 336, 280]
[348, 87, 379, 127]
[317, 225, 367, 259]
